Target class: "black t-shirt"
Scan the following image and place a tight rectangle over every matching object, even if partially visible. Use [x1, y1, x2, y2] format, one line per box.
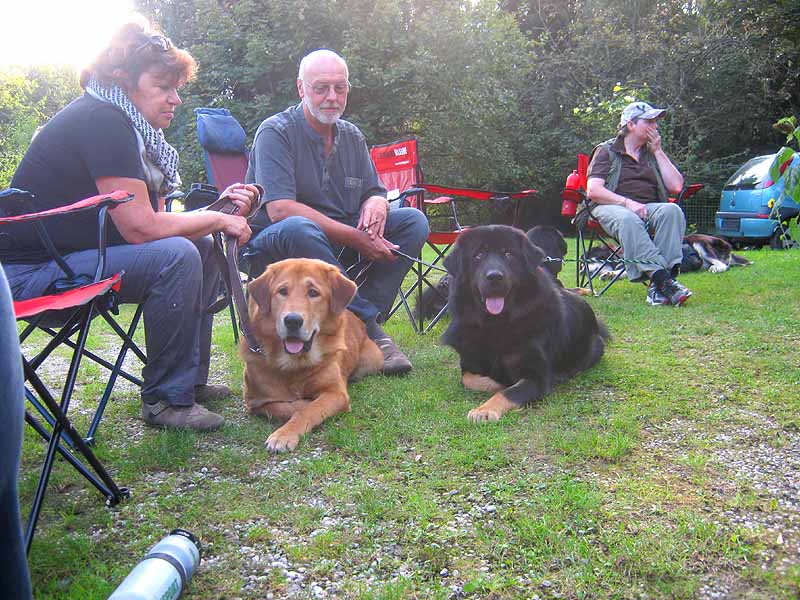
[0, 94, 155, 263]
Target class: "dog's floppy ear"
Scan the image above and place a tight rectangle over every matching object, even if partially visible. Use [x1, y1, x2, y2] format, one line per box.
[521, 234, 545, 273]
[247, 268, 273, 313]
[443, 241, 464, 279]
[328, 267, 357, 315]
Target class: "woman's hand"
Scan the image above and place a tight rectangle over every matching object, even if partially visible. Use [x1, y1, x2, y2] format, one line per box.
[220, 183, 260, 217]
[219, 214, 252, 246]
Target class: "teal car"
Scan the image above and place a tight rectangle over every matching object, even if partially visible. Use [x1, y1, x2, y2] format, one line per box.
[715, 152, 800, 248]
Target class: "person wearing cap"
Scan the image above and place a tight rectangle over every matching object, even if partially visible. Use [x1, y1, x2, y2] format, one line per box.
[586, 101, 692, 306]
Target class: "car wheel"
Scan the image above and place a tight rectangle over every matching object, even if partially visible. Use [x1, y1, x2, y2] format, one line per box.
[770, 227, 799, 250]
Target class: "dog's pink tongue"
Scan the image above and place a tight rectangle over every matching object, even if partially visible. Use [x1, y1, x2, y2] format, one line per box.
[485, 296, 505, 315]
[285, 338, 305, 354]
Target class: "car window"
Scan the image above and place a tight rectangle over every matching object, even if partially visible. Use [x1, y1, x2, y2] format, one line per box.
[724, 155, 773, 190]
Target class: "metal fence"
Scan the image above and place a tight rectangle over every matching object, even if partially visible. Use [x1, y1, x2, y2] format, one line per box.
[682, 188, 720, 234]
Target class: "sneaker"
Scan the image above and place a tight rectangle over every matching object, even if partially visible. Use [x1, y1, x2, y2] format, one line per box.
[646, 282, 669, 306]
[142, 401, 225, 431]
[659, 278, 692, 306]
[194, 384, 231, 404]
[368, 323, 412, 375]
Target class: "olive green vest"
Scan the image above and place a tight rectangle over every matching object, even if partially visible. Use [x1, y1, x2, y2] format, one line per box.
[591, 137, 669, 203]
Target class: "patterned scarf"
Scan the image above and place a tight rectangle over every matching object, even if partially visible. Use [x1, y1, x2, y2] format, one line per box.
[86, 76, 181, 196]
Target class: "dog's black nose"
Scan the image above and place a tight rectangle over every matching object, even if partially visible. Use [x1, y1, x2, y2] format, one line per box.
[284, 313, 304, 331]
[486, 270, 504, 282]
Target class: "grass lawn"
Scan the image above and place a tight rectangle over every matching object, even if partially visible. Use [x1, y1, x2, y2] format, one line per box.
[18, 242, 800, 599]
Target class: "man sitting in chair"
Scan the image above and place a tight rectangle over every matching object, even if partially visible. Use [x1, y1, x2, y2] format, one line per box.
[586, 101, 692, 306]
[240, 49, 429, 374]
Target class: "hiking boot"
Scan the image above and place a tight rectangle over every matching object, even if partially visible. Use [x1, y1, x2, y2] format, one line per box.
[658, 278, 692, 306]
[142, 401, 225, 431]
[646, 282, 669, 306]
[368, 323, 412, 375]
[194, 383, 231, 404]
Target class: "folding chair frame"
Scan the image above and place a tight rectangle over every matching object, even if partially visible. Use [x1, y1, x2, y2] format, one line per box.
[370, 138, 537, 334]
[2, 189, 136, 552]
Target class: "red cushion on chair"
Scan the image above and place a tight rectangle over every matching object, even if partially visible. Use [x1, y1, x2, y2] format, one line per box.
[13, 273, 123, 319]
[427, 231, 462, 245]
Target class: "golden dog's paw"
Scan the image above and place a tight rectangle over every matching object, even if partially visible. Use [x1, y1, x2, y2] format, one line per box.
[468, 405, 503, 422]
[265, 428, 300, 453]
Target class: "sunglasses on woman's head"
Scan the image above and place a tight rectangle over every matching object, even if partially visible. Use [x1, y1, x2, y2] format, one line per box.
[132, 35, 173, 55]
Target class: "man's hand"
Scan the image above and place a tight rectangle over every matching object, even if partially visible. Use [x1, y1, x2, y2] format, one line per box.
[358, 196, 389, 240]
[646, 129, 663, 155]
[355, 230, 398, 262]
[220, 183, 260, 217]
[624, 197, 648, 220]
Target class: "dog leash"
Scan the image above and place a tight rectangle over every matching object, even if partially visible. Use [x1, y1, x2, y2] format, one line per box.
[543, 256, 668, 266]
[204, 185, 266, 354]
[338, 219, 449, 291]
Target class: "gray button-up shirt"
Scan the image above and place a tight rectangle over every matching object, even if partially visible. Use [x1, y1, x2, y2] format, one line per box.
[246, 103, 386, 230]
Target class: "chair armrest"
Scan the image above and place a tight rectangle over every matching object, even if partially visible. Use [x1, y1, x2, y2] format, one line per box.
[164, 190, 185, 213]
[395, 187, 425, 209]
[676, 183, 704, 203]
[419, 183, 537, 201]
[183, 183, 221, 212]
[0, 188, 134, 285]
[0, 189, 133, 224]
[424, 195, 454, 205]
[560, 188, 585, 203]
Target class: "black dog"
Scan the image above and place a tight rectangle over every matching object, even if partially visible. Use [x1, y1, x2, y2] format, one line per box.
[526, 224, 568, 281]
[413, 225, 571, 319]
[441, 225, 609, 422]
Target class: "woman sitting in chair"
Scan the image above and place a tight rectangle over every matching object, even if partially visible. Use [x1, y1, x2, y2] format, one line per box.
[0, 16, 259, 431]
[586, 101, 692, 307]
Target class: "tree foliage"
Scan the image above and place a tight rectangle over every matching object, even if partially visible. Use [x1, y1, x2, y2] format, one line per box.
[0, 66, 80, 187]
[1, 0, 798, 229]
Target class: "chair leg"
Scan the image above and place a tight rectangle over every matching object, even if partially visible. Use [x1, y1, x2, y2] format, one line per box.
[576, 229, 595, 295]
[23, 355, 129, 554]
[85, 304, 146, 444]
[386, 243, 451, 334]
[22, 303, 130, 553]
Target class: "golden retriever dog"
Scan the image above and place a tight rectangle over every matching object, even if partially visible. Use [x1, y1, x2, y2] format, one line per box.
[240, 258, 384, 452]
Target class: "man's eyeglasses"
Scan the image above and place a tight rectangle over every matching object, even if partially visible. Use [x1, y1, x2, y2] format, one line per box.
[132, 35, 173, 56]
[304, 80, 351, 95]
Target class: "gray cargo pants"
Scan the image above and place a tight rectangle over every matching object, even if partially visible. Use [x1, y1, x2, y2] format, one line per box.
[590, 202, 686, 282]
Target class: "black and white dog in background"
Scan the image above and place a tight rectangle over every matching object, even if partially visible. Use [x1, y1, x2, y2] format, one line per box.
[682, 233, 753, 273]
[588, 233, 753, 280]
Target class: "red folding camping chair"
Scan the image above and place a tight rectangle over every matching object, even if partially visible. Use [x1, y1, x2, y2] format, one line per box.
[1, 188, 135, 552]
[370, 138, 537, 333]
[561, 153, 704, 296]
